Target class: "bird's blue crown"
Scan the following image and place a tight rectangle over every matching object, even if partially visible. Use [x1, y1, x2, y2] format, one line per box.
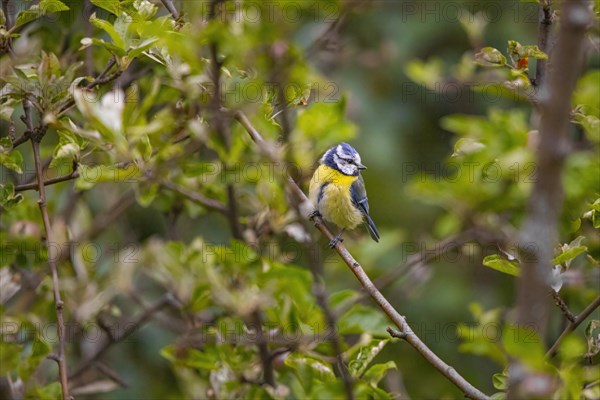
[320, 143, 362, 176]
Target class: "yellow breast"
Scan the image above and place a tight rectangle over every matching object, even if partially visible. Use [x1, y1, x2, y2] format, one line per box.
[309, 165, 364, 229]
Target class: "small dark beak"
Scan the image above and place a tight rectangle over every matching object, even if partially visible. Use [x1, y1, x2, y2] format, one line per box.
[357, 162, 367, 170]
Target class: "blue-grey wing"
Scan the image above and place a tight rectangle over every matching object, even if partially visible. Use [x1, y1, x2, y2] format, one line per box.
[350, 174, 380, 242]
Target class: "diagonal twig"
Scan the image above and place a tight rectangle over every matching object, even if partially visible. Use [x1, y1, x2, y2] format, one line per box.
[24, 99, 70, 400]
[546, 295, 600, 358]
[160, 180, 228, 214]
[233, 110, 489, 400]
[69, 293, 176, 380]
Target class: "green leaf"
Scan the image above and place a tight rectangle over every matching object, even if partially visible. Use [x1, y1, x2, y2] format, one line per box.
[38, 51, 61, 86]
[361, 361, 396, 386]
[90, 0, 123, 15]
[492, 372, 508, 390]
[285, 352, 335, 393]
[482, 254, 520, 276]
[29, 382, 62, 400]
[0, 341, 22, 372]
[0, 183, 24, 209]
[50, 143, 80, 168]
[578, 115, 600, 144]
[135, 181, 159, 207]
[19, 338, 52, 380]
[0, 149, 23, 173]
[575, 70, 600, 115]
[502, 324, 546, 371]
[89, 12, 125, 49]
[404, 58, 444, 89]
[453, 138, 486, 156]
[14, 0, 69, 29]
[553, 236, 587, 266]
[475, 47, 507, 67]
[520, 45, 547, 59]
[80, 37, 127, 56]
[337, 304, 389, 336]
[128, 37, 159, 59]
[348, 339, 389, 378]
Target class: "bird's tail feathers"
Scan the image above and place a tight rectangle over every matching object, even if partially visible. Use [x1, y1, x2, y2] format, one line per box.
[365, 214, 380, 242]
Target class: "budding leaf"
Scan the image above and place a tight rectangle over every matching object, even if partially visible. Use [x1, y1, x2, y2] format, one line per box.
[552, 236, 587, 267]
[520, 45, 547, 59]
[90, 12, 125, 49]
[348, 339, 389, 378]
[0, 137, 23, 173]
[475, 47, 507, 67]
[362, 361, 397, 386]
[14, 0, 69, 29]
[482, 254, 520, 276]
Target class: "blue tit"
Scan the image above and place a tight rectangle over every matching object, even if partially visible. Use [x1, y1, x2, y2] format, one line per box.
[308, 142, 380, 248]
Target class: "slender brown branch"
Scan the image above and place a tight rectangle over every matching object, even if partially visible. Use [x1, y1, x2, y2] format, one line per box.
[511, 0, 592, 395]
[313, 278, 355, 400]
[159, 0, 180, 20]
[251, 311, 275, 387]
[550, 289, 576, 323]
[14, 168, 79, 192]
[56, 57, 119, 117]
[208, 0, 243, 240]
[305, 8, 348, 57]
[546, 295, 600, 358]
[534, 0, 553, 86]
[11, 133, 31, 148]
[69, 293, 175, 380]
[386, 327, 407, 340]
[1, 0, 11, 28]
[93, 361, 128, 389]
[234, 111, 489, 400]
[25, 100, 70, 400]
[161, 180, 228, 214]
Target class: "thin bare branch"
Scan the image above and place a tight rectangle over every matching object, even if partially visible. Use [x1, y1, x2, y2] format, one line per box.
[94, 361, 129, 389]
[234, 111, 489, 400]
[251, 311, 275, 387]
[25, 99, 70, 400]
[207, 0, 244, 240]
[56, 57, 119, 117]
[533, 1, 553, 86]
[69, 293, 176, 381]
[546, 295, 600, 358]
[161, 180, 228, 214]
[550, 289, 576, 323]
[14, 168, 79, 192]
[159, 0, 180, 20]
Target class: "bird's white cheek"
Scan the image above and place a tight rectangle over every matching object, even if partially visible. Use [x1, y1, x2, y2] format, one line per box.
[339, 163, 355, 175]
